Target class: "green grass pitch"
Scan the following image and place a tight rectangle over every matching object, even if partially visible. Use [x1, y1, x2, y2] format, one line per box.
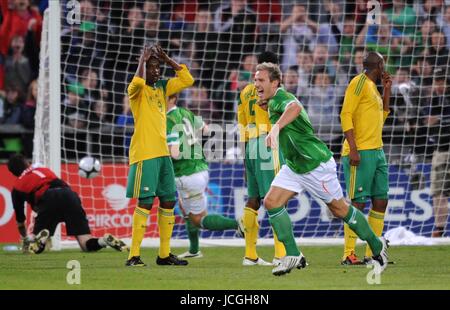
[1, 245, 449, 290]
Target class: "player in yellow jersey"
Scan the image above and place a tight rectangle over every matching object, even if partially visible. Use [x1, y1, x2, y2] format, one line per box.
[340, 51, 392, 265]
[237, 51, 286, 266]
[125, 45, 194, 267]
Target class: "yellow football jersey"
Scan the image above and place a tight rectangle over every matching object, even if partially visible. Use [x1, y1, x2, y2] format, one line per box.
[341, 73, 389, 156]
[127, 64, 194, 165]
[237, 83, 271, 142]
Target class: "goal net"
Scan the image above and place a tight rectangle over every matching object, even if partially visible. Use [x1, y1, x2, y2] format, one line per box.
[35, 0, 450, 248]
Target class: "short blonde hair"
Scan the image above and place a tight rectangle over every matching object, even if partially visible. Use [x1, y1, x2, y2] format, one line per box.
[256, 62, 282, 83]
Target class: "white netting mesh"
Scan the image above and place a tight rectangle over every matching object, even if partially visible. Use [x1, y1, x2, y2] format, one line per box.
[33, 0, 450, 243]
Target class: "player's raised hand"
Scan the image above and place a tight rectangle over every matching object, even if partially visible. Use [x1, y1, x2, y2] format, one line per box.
[140, 45, 152, 62]
[382, 71, 392, 89]
[151, 44, 169, 62]
[265, 126, 279, 150]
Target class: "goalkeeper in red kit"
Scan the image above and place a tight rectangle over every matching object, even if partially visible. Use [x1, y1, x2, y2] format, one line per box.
[7, 154, 127, 254]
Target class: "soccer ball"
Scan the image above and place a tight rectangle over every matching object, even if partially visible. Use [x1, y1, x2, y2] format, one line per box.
[78, 156, 101, 179]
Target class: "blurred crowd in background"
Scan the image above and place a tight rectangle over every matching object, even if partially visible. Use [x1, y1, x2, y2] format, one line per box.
[0, 0, 449, 167]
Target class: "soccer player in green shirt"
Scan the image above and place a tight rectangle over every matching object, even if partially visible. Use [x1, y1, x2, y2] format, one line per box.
[254, 62, 389, 276]
[166, 94, 243, 259]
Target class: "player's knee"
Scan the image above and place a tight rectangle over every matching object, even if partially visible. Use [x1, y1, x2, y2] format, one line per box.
[327, 199, 348, 219]
[263, 196, 277, 210]
[246, 198, 260, 211]
[138, 203, 153, 211]
[160, 200, 176, 209]
[190, 215, 203, 227]
[371, 198, 388, 212]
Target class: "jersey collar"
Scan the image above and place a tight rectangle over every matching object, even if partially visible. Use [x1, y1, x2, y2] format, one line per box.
[167, 106, 178, 113]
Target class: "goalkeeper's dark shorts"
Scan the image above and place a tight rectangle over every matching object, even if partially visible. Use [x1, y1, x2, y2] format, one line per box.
[33, 187, 91, 236]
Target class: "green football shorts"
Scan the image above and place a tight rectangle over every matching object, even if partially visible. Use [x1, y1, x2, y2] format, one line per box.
[342, 149, 389, 203]
[126, 156, 176, 204]
[245, 135, 284, 199]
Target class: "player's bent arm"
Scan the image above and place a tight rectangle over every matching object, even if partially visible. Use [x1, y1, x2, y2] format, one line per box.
[12, 190, 27, 238]
[274, 101, 302, 130]
[128, 46, 152, 98]
[343, 129, 358, 152]
[166, 64, 195, 97]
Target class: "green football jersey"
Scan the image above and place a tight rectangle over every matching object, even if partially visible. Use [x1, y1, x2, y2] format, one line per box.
[268, 88, 333, 174]
[166, 106, 208, 177]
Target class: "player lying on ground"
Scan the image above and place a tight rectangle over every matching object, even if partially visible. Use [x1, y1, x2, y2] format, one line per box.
[125, 44, 194, 267]
[166, 94, 244, 259]
[7, 154, 127, 254]
[254, 63, 389, 276]
[238, 51, 286, 267]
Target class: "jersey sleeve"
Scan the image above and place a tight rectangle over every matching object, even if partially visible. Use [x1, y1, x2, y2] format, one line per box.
[270, 91, 299, 114]
[127, 76, 146, 100]
[237, 91, 248, 142]
[340, 77, 364, 132]
[166, 64, 195, 97]
[166, 116, 180, 146]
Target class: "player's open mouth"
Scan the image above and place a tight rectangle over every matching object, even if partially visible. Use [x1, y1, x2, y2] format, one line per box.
[257, 90, 264, 98]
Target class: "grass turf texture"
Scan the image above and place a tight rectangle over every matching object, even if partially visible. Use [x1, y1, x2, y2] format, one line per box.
[1, 245, 449, 290]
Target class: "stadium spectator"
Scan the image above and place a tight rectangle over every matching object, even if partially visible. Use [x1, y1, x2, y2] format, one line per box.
[425, 69, 450, 237]
[186, 5, 218, 87]
[80, 68, 100, 102]
[437, 5, 450, 49]
[411, 57, 434, 87]
[7, 153, 127, 253]
[0, 85, 24, 125]
[4, 35, 32, 94]
[229, 54, 257, 92]
[386, 0, 417, 37]
[426, 30, 449, 72]
[79, 0, 95, 22]
[143, 12, 161, 47]
[349, 47, 365, 77]
[295, 49, 313, 101]
[213, 0, 256, 82]
[331, 15, 357, 68]
[306, 69, 342, 151]
[283, 66, 301, 99]
[62, 83, 88, 129]
[186, 86, 214, 125]
[280, 3, 318, 71]
[311, 44, 338, 80]
[0, 0, 42, 58]
[116, 95, 133, 154]
[21, 79, 37, 156]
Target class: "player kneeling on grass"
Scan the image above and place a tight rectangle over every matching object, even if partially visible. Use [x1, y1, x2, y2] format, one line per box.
[166, 94, 244, 259]
[7, 154, 127, 254]
[254, 63, 389, 276]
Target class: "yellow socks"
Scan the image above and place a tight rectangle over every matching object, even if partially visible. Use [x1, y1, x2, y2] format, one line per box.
[158, 207, 175, 259]
[243, 207, 259, 260]
[365, 209, 385, 257]
[343, 223, 358, 260]
[128, 206, 150, 259]
[273, 231, 286, 259]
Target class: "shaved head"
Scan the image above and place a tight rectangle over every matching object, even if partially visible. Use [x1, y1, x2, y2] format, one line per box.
[363, 51, 384, 71]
